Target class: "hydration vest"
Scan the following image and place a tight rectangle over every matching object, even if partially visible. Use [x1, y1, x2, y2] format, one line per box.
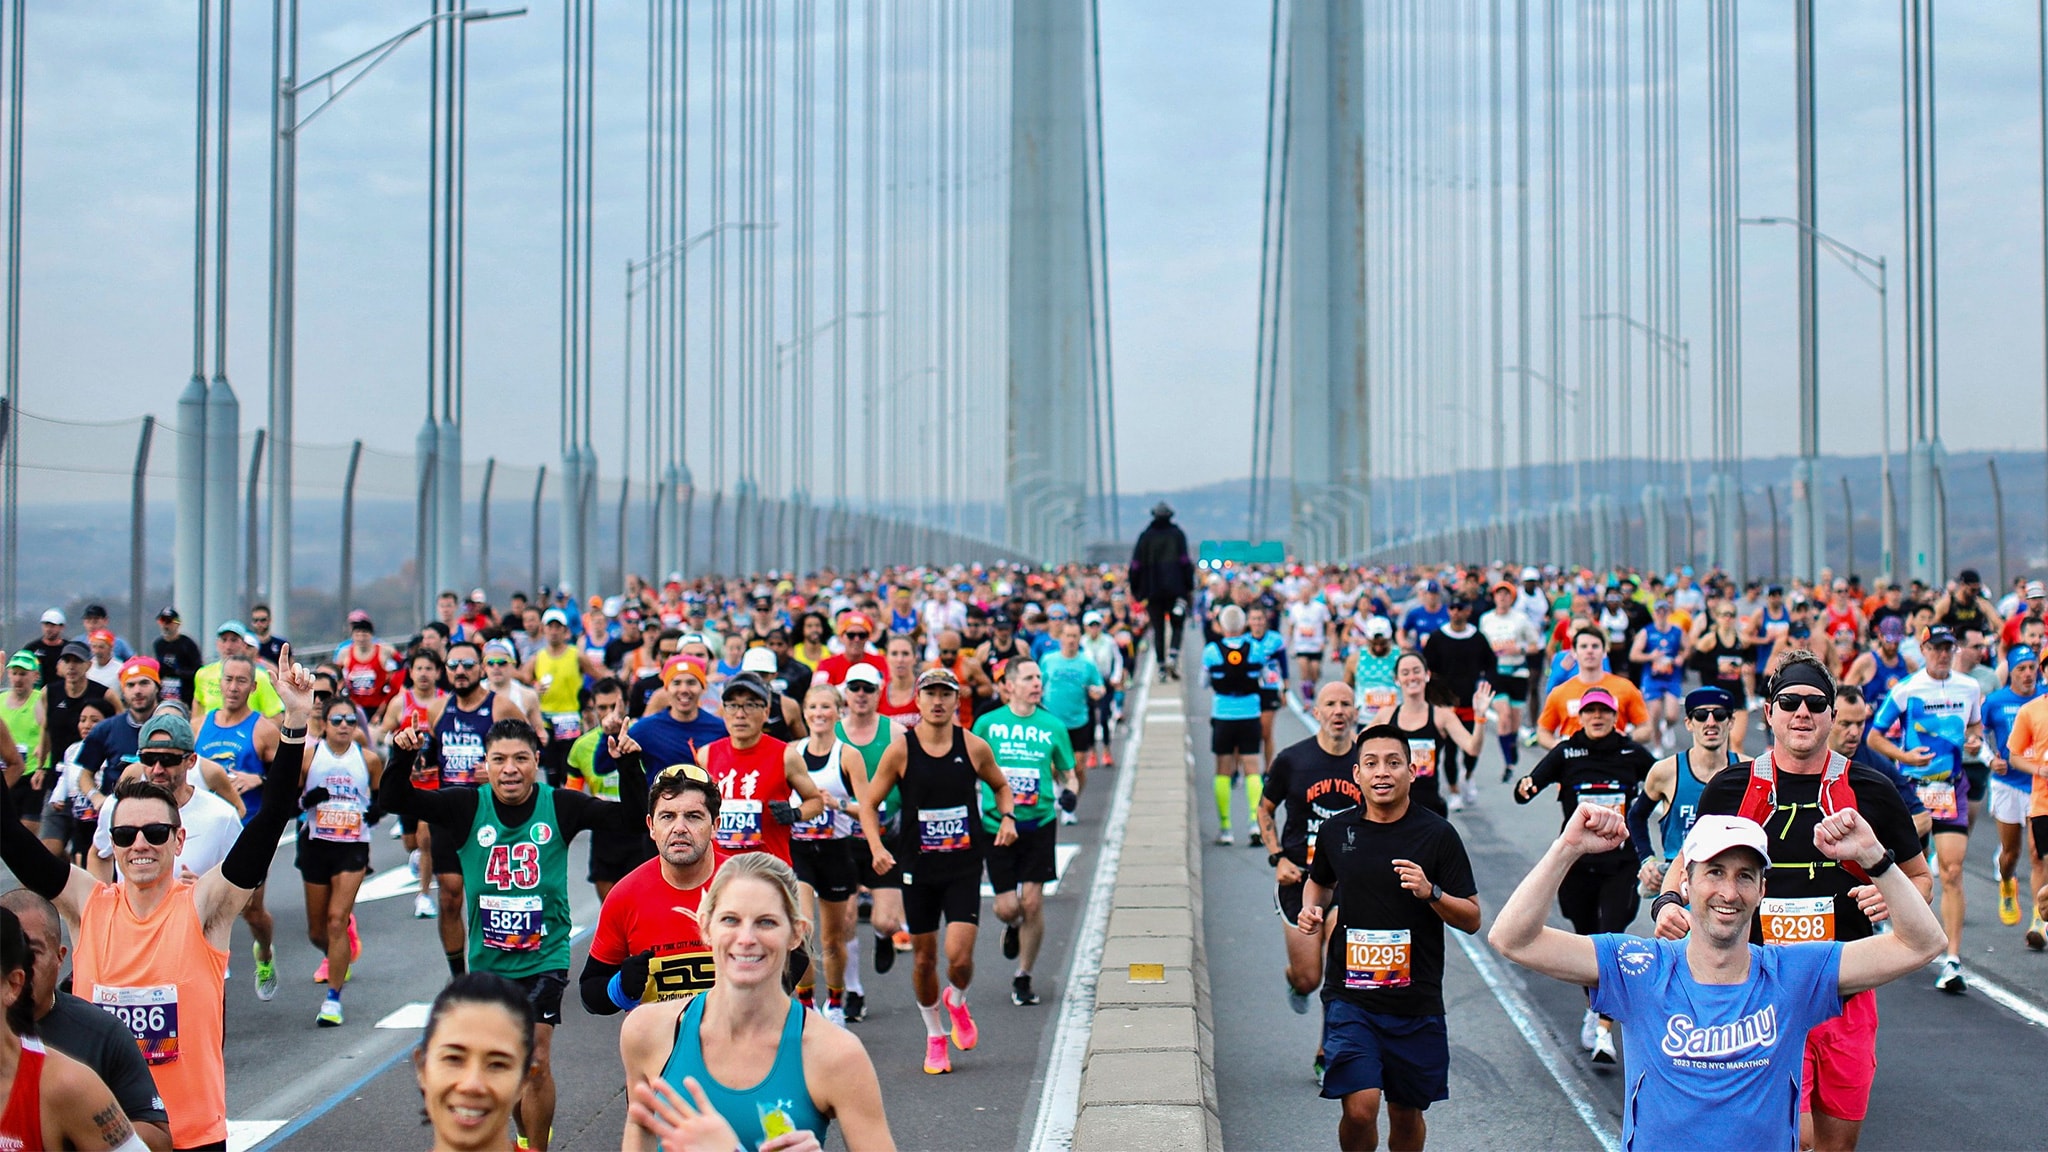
[1209, 637, 1263, 698]
[1734, 748, 1870, 884]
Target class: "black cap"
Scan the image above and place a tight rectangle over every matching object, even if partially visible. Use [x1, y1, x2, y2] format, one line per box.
[991, 612, 1014, 630]
[156, 606, 180, 621]
[58, 640, 91, 662]
[84, 604, 108, 619]
[721, 671, 774, 704]
[1684, 686, 1734, 713]
[1924, 625, 1957, 647]
[1959, 568, 1982, 585]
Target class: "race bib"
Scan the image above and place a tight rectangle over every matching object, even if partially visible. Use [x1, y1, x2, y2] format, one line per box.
[1005, 767, 1042, 809]
[1407, 739, 1437, 779]
[1344, 928, 1412, 989]
[93, 984, 180, 1065]
[1767, 620, 1790, 639]
[1717, 655, 1741, 676]
[310, 804, 365, 842]
[546, 712, 584, 742]
[1362, 687, 1397, 712]
[478, 894, 545, 952]
[1260, 663, 1284, 690]
[717, 799, 766, 850]
[790, 803, 835, 841]
[440, 732, 484, 787]
[917, 805, 972, 853]
[1579, 788, 1628, 813]
[1918, 780, 1959, 822]
[1760, 896, 1835, 944]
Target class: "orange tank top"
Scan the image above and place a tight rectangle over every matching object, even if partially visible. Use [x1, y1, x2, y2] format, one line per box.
[72, 880, 228, 1149]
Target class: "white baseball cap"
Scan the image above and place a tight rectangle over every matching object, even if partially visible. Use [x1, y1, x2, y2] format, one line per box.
[741, 646, 779, 675]
[1681, 815, 1772, 868]
[844, 662, 883, 687]
[1363, 616, 1394, 639]
[39, 609, 64, 626]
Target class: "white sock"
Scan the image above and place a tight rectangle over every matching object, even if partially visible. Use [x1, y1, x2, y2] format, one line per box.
[947, 984, 969, 1009]
[918, 1000, 947, 1038]
[844, 936, 864, 995]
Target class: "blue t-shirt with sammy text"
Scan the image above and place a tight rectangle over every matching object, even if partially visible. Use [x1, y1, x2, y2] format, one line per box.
[1591, 934, 1842, 1152]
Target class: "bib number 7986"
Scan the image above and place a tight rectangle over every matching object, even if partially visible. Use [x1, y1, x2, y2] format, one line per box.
[484, 842, 541, 890]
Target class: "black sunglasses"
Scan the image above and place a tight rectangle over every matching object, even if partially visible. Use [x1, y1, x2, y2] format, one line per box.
[447, 658, 479, 670]
[1771, 692, 1831, 715]
[137, 751, 185, 768]
[1688, 707, 1732, 722]
[109, 823, 175, 847]
[843, 682, 878, 693]
[325, 714, 357, 726]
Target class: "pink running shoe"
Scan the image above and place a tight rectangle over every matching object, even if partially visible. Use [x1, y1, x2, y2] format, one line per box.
[347, 914, 362, 962]
[923, 1034, 951, 1074]
[942, 986, 978, 1051]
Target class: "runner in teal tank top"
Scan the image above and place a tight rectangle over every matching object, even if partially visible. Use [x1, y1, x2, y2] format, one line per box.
[620, 853, 894, 1150]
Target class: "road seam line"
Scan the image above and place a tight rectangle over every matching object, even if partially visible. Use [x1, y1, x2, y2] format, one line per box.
[1026, 648, 1154, 1152]
[1284, 690, 1620, 1152]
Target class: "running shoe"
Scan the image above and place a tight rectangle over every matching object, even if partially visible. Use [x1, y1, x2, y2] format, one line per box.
[824, 1002, 847, 1027]
[1012, 975, 1039, 1006]
[873, 931, 896, 974]
[388, 820, 405, 839]
[2000, 878, 2021, 926]
[1002, 923, 1020, 960]
[1580, 1008, 1599, 1051]
[407, 849, 421, 881]
[843, 991, 867, 1022]
[1590, 1026, 1617, 1065]
[942, 986, 978, 1050]
[1059, 809, 1079, 826]
[347, 914, 362, 963]
[1446, 792, 1465, 812]
[317, 994, 344, 1027]
[893, 930, 912, 952]
[1312, 1052, 1325, 1087]
[2028, 917, 2047, 951]
[1519, 726, 1538, 748]
[1215, 831, 1234, 846]
[1287, 985, 1310, 1015]
[514, 1129, 553, 1150]
[1935, 956, 1966, 994]
[924, 1034, 952, 1074]
[313, 957, 329, 984]
[253, 945, 277, 1002]
[414, 892, 437, 919]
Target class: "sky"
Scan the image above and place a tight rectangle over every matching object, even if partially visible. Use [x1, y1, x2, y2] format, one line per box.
[7, 1, 2048, 505]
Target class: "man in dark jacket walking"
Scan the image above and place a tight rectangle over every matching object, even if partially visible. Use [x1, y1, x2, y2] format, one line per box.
[1130, 502, 1194, 680]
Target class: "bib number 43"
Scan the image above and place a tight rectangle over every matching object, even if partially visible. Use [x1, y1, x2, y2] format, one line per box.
[485, 842, 541, 890]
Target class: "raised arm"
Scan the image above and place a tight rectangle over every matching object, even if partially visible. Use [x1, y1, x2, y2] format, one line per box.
[1487, 803, 1617, 987]
[197, 647, 316, 939]
[1821, 810, 1947, 994]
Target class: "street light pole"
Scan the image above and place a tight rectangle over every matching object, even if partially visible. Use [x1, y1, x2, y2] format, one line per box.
[266, 4, 524, 634]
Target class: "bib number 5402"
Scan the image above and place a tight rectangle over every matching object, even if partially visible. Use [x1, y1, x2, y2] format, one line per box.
[484, 842, 541, 890]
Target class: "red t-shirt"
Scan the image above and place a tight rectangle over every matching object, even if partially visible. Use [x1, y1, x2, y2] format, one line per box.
[588, 854, 723, 1003]
[700, 735, 794, 862]
[815, 651, 887, 686]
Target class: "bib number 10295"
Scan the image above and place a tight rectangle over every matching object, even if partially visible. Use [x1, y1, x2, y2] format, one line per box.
[485, 842, 541, 890]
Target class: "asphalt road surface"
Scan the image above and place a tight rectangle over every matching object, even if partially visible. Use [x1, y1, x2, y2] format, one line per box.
[1190, 656, 2048, 1151]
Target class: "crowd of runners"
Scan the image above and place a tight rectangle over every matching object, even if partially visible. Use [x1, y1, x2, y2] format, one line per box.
[0, 492, 2043, 1149]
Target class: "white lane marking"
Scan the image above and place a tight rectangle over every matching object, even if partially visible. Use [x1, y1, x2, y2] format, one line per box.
[980, 843, 1081, 898]
[227, 1119, 285, 1152]
[375, 1001, 433, 1030]
[1026, 649, 1154, 1152]
[1946, 961, 2048, 1029]
[354, 865, 428, 905]
[1286, 689, 1620, 1152]
[1451, 931, 1621, 1152]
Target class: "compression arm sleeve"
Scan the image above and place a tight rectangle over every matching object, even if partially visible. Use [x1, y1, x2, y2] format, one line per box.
[0, 769, 70, 898]
[577, 954, 627, 1016]
[220, 736, 309, 890]
[1626, 792, 1659, 863]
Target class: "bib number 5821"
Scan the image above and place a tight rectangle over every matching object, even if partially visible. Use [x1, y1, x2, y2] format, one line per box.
[485, 842, 541, 890]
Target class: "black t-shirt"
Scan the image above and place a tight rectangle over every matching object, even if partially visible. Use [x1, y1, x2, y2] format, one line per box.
[603, 637, 639, 670]
[1519, 731, 1654, 868]
[41, 992, 170, 1127]
[1266, 737, 1362, 866]
[1421, 627, 1497, 706]
[1309, 805, 1477, 1016]
[1695, 762, 1923, 942]
[152, 634, 205, 702]
[20, 637, 63, 690]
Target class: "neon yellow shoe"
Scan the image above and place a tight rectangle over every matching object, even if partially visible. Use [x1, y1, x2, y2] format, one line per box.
[2000, 877, 2021, 926]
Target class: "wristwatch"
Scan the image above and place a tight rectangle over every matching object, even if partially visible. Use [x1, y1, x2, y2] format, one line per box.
[1268, 851, 1285, 867]
[1862, 848, 1897, 878]
[1427, 883, 1443, 903]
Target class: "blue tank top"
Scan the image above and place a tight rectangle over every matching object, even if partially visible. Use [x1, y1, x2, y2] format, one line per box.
[1657, 752, 1739, 860]
[1865, 650, 1910, 709]
[662, 994, 825, 1151]
[1642, 623, 1684, 663]
[433, 691, 496, 788]
[196, 710, 264, 824]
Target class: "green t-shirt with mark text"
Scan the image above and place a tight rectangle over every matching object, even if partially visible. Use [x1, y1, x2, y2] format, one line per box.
[972, 704, 1073, 831]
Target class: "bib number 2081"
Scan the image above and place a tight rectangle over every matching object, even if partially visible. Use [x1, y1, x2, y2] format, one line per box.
[485, 842, 541, 890]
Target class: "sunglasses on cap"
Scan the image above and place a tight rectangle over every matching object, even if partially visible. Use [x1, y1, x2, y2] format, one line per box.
[137, 751, 186, 768]
[1771, 692, 1831, 714]
[109, 822, 175, 848]
[1687, 707, 1731, 722]
[656, 763, 713, 783]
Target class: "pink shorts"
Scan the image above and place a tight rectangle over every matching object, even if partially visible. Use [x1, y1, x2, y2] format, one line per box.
[1801, 988, 1878, 1122]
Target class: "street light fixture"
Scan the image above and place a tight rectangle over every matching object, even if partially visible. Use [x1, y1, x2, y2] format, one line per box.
[265, 3, 526, 636]
[1738, 215, 1893, 582]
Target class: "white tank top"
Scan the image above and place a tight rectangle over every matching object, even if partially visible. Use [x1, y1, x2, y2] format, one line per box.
[790, 740, 856, 841]
[304, 740, 372, 843]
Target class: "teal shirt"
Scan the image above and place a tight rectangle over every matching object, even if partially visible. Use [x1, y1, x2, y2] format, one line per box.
[1038, 651, 1103, 730]
[662, 994, 826, 1151]
[973, 705, 1073, 831]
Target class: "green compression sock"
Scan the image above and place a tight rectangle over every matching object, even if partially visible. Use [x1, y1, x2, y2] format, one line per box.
[1245, 773, 1265, 812]
[1213, 775, 1234, 829]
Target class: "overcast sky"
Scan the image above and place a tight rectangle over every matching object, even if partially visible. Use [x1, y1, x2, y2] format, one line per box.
[9, 2, 2048, 503]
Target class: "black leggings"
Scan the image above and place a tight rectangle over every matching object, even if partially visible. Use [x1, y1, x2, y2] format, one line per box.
[1148, 595, 1186, 659]
[1557, 855, 1640, 936]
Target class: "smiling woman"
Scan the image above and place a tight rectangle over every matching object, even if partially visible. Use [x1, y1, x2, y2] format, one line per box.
[414, 973, 537, 1152]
